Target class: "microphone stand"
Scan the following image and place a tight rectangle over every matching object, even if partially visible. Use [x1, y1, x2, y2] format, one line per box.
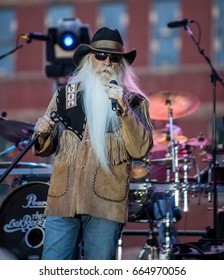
[184, 23, 224, 245]
[0, 44, 23, 60]
[0, 134, 39, 184]
[0, 33, 37, 61]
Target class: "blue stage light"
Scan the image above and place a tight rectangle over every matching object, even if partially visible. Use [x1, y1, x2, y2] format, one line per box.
[59, 32, 77, 50]
[46, 18, 90, 77]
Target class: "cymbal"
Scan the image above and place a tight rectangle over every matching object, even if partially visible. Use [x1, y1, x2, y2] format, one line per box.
[153, 125, 187, 146]
[0, 119, 34, 143]
[149, 91, 200, 120]
[187, 137, 210, 147]
[155, 135, 188, 145]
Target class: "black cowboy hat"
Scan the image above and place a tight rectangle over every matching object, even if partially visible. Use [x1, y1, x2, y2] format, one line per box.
[72, 27, 136, 66]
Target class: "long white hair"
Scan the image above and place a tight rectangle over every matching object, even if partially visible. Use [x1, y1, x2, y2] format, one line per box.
[68, 54, 146, 173]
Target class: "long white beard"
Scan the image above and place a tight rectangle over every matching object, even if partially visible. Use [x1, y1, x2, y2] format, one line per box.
[70, 59, 122, 172]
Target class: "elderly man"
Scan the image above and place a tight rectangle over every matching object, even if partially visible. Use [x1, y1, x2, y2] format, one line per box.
[33, 27, 153, 260]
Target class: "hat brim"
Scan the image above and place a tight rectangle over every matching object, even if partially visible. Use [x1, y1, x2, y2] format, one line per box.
[73, 44, 136, 66]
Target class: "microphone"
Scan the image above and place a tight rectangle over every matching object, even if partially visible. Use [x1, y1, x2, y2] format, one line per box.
[20, 32, 51, 41]
[167, 19, 194, 28]
[110, 80, 118, 111]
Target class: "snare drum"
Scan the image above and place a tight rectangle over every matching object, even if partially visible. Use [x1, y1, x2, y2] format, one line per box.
[0, 181, 49, 260]
[128, 182, 154, 222]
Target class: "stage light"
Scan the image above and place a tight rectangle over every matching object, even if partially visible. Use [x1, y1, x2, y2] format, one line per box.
[45, 18, 90, 78]
[59, 32, 77, 50]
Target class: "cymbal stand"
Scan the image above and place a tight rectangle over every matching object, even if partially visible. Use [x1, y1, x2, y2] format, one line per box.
[191, 154, 203, 205]
[137, 221, 159, 260]
[156, 102, 180, 260]
[165, 167, 171, 182]
[117, 233, 123, 260]
[181, 157, 189, 212]
[166, 100, 180, 207]
[159, 190, 174, 260]
[205, 159, 213, 203]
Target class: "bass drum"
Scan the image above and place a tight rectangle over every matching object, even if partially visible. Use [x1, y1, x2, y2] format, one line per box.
[0, 181, 49, 260]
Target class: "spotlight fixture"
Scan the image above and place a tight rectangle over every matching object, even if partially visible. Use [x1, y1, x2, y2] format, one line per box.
[45, 18, 90, 78]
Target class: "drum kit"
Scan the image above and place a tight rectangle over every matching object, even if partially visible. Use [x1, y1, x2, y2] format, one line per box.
[0, 115, 51, 259]
[125, 90, 222, 260]
[0, 90, 220, 259]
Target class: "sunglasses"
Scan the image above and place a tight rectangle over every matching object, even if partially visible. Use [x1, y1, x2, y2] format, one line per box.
[93, 52, 122, 63]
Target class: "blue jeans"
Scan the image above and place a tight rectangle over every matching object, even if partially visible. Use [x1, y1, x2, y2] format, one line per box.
[42, 215, 123, 260]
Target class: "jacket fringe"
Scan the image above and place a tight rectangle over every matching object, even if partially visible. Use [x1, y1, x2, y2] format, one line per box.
[107, 133, 129, 165]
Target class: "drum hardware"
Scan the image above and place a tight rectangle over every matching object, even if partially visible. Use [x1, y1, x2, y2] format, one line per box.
[204, 159, 213, 203]
[116, 233, 123, 260]
[137, 222, 159, 260]
[0, 140, 29, 157]
[0, 162, 52, 176]
[152, 123, 187, 154]
[144, 183, 181, 259]
[164, 190, 177, 259]
[167, 127, 180, 208]
[155, 134, 188, 146]
[179, 155, 198, 212]
[193, 165, 212, 204]
[215, 148, 224, 167]
[176, 144, 202, 210]
[149, 90, 201, 210]
[187, 133, 211, 149]
[148, 95, 190, 259]
[0, 134, 40, 184]
[166, 167, 171, 182]
[134, 189, 178, 260]
[128, 181, 182, 260]
[162, 98, 180, 207]
[180, 157, 189, 212]
[150, 156, 179, 168]
[149, 90, 201, 207]
[164, 210, 171, 258]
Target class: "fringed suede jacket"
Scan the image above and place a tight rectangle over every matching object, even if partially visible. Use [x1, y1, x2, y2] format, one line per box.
[32, 84, 153, 224]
